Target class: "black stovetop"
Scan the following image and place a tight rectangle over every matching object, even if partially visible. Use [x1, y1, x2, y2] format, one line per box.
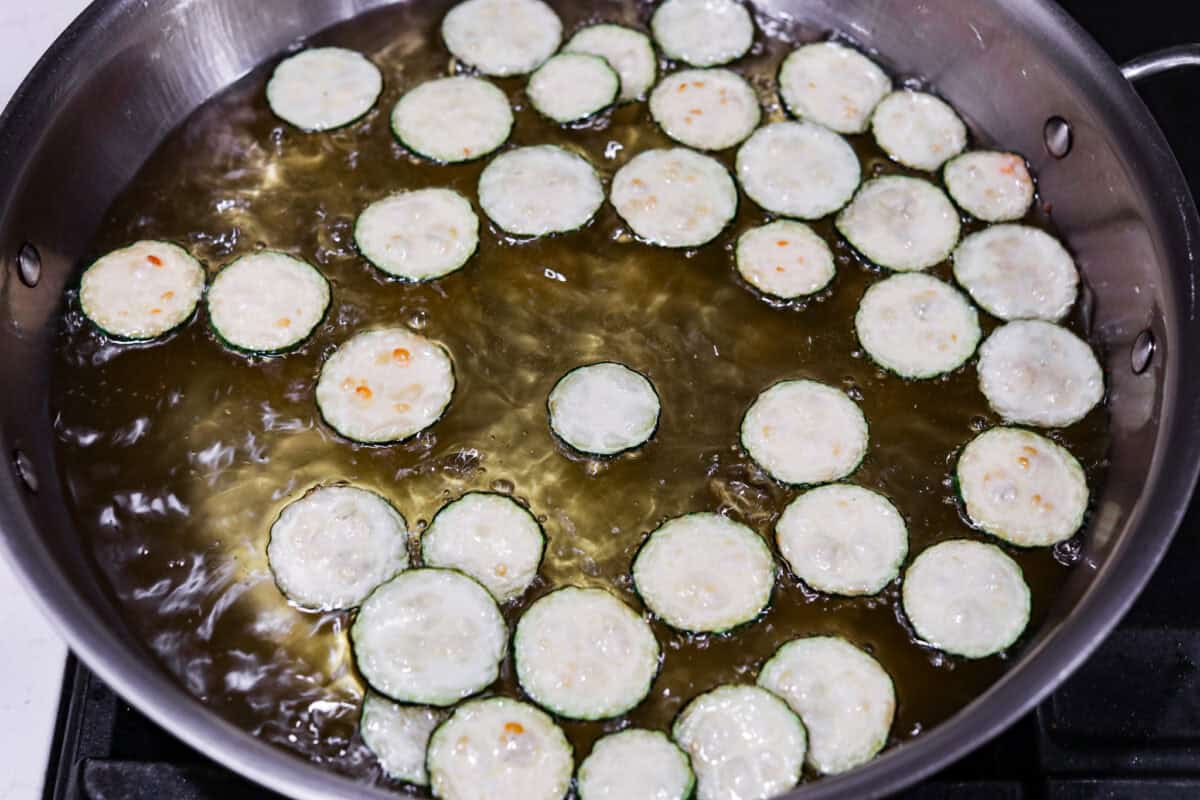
[40, 3, 1200, 800]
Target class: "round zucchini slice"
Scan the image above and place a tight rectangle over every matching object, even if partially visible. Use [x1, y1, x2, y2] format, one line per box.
[391, 76, 513, 164]
[943, 150, 1035, 222]
[741, 379, 868, 486]
[576, 729, 694, 800]
[79, 240, 205, 341]
[478, 145, 604, 237]
[758, 636, 895, 775]
[514, 587, 660, 720]
[610, 148, 738, 248]
[206, 251, 330, 354]
[421, 491, 544, 603]
[736, 121, 861, 220]
[527, 53, 619, 124]
[651, 0, 754, 68]
[267, 485, 409, 611]
[649, 68, 761, 151]
[351, 568, 507, 706]
[673, 684, 806, 800]
[441, 0, 562, 77]
[355, 189, 479, 282]
[547, 362, 660, 456]
[632, 512, 775, 634]
[952, 225, 1078, 322]
[315, 328, 455, 444]
[836, 176, 961, 271]
[564, 24, 657, 103]
[778, 41, 892, 134]
[871, 89, 967, 171]
[901, 539, 1031, 659]
[360, 693, 446, 786]
[956, 426, 1089, 547]
[265, 47, 382, 132]
[854, 272, 981, 379]
[735, 220, 836, 300]
[776, 484, 907, 596]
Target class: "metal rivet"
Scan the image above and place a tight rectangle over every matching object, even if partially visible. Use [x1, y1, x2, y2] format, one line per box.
[1044, 117, 1073, 158]
[17, 242, 41, 287]
[13, 450, 38, 493]
[1131, 329, 1156, 374]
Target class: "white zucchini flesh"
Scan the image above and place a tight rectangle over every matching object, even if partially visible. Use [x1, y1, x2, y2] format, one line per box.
[649, 68, 761, 151]
[351, 568, 507, 706]
[360, 693, 446, 786]
[514, 587, 660, 720]
[547, 362, 660, 456]
[871, 89, 967, 171]
[777, 41, 892, 135]
[79, 241, 205, 340]
[672, 684, 806, 800]
[315, 328, 455, 444]
[956, 427, 1089, 547]
[265, 47, 383, 132]
[757, 636, 895, 775]
[564, 24, 657, 103]
[421, 492, 544, 603]
[440, 0, 562, 77]
[736, 121, 861, 220]
[736, 220, 836, 300]
[206, 251, 330, 354]
[355, 189, 479, 281]
[741, 380, 868, 486]
[477, 145, 604, 237]
[651, 0, 754, 68]
[854, 272, 981, 379]
[901, 539, 1031, 659]
[836, 176, 961, 271]
[527, 53, 619, 123]
[426, 697, 573, 800]
[267, 485, 409, 611]
[977, 320, 1103, 428]
[610, 148, 738, 248]
[391, 76, 513, 163]
[943, 151, 1035, 222]
[576, 729, 694, 800]
[632, 512, 775, 633]
[952, 225, 1078, 322]
[775, 484, 907, 596]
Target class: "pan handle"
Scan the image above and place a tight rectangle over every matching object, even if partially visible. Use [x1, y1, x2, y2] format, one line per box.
[1121, 44, 1200, 82]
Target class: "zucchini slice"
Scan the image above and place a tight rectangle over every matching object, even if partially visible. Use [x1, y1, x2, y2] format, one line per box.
[977, 320, 1103, 428]
[943, 151, 1035, 222]
[564, 24, 657, 103]
[355, 189, 479, 282]
[351, 568, 507, 706]
[741, 379, 868, 486]
[421, 491, 544, 602]
[315, 328, 455, 444]
[267, 485, 409, 611]
[952, 225, 1078, 322]
[901, 539, 1031, 659]
[265, 47, 383, 132]
[956, 426, 1089, 547]
[649, 68, 761, 151]
[672, 684, 806, 800]
[854, 272, 981, 379]
[735, 220, 836, 300]
[610, 148, 738, 248]
[758, 636, 895, 775]
[871, 89, 967, 172]
[778, 41, 892, 135]
[736, 121, 861, 220]
[547, 362, 660, 456]
[477, 145, 604, 237]
[632, 512, 775, 634]
[360, 693, 446, 786]
[206, 251, 330, 354]
[651, 0, 754, 68]
[426, 697, 573, 800]
[775, 484, 907, 596]
[514, 586, 660, 720]
[836, 176, 961, 271]
[527, 53, 619, 124]
[441, 0, 562, 77]
[391, 76, 513, 164]
[79, 240, 205, 341]
[576, 729, 694, 800]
